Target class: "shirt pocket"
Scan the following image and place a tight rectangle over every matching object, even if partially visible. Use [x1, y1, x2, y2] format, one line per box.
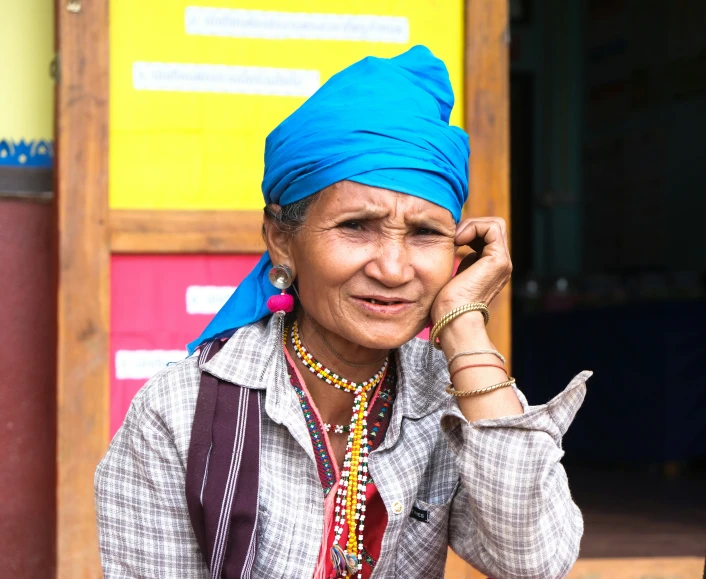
[394, 496, 454, 578]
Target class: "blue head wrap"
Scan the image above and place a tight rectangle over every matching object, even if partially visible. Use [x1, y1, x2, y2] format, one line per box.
[188, 45, 470, 354]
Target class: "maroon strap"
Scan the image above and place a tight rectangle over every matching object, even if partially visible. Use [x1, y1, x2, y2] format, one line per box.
[186, 340, 262, 579]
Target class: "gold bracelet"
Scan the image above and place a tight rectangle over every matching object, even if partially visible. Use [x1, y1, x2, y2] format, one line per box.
[446, 349, 506, 368]
[430, 303, 490, 350]
[445, 377, 515, 397]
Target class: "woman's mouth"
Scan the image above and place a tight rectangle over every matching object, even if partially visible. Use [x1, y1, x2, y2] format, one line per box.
[353, 296, 414, 314]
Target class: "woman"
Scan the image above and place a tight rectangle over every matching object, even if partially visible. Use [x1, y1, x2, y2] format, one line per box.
[96, 46, 589, 579]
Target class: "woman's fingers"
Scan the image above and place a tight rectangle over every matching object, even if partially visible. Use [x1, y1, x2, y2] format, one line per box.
[432, 218, 513, 312]
[455, 218, 512, 282]
[455, 217, 507, 243]
[455, 218, 509, 258]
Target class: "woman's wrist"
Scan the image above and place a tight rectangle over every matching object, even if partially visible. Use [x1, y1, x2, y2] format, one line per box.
[430, 297, 487, 326]
[436, 311, 493, 355]
[430, 300, 458, 326]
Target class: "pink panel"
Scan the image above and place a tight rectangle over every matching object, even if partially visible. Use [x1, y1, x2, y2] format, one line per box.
[110, 254, 262, 436]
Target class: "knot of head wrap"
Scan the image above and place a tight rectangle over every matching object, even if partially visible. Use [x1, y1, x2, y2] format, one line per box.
[188, 45, 470, 354]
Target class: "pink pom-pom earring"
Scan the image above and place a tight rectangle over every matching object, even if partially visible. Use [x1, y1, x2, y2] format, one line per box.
[267, 264, 295, 314]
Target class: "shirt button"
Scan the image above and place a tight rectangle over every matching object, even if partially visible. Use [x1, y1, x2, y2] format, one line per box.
[391, 500, 403, 515]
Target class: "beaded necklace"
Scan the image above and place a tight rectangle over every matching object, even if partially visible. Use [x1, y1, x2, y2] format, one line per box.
[323, 423, 351, 434]
[289, 321, 388, 578]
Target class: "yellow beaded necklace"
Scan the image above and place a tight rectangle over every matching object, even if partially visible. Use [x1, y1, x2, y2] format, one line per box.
[289, 321, 388, 578]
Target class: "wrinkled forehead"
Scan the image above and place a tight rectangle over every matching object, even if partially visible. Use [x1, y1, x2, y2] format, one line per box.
[313, 181, 456, 224]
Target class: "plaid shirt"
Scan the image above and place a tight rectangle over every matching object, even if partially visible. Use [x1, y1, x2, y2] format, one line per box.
[96, 316, 590, 578]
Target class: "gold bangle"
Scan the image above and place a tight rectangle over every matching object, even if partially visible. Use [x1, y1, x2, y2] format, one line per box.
[430, 303, 490, 350]
[445, 377, 515, 397]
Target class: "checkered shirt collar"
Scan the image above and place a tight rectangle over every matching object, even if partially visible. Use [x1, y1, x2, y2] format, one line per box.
[199, 315, 450, 422]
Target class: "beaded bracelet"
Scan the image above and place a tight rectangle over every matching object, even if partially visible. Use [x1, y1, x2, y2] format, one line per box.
[445, 377, 516, 397]
[430, 303, 490, 350]
[446, 349, 506, 368]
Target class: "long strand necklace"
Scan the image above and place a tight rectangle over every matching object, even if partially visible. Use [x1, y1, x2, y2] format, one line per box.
[290, 321, 388, 578]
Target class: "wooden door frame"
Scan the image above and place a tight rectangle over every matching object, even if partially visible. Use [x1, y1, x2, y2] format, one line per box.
[465, 0, 511, 366]
[55, 0, 110, 576]
[54, 0, 509, 576]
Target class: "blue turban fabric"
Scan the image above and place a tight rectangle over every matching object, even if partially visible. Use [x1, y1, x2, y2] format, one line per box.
[188, 45, 470, 354]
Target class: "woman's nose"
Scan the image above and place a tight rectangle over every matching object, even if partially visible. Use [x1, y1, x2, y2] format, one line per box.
[364, 240, 414, 287]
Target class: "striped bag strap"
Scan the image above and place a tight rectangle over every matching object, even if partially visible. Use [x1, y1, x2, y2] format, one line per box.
[186, 340, 262, 579]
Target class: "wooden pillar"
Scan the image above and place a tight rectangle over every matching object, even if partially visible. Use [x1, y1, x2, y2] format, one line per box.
[465, 0, 511, 363]
[55, 0, 110, 576]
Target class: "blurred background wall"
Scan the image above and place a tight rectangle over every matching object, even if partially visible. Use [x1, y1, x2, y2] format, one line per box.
[0, 0, 56, 576]
[510, 0, 706, 463]
[509, 0, 706, 566]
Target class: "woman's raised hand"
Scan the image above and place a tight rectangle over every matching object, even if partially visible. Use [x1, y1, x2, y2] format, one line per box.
[430, 217, 512, 324]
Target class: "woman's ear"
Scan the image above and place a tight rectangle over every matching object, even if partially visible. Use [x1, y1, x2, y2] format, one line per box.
[263, 205, 295, 274]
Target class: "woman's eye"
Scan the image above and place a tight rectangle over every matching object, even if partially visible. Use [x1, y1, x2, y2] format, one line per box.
[339, 220, 364, 231]
[416, 228, 440, 236]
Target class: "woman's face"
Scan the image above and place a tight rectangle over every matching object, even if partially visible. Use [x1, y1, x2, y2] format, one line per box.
[279, 181, 457, 350]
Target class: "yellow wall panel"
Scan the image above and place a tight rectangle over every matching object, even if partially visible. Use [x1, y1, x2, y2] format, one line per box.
[110, 0, 465, 210]
[0, 0, 54, 141]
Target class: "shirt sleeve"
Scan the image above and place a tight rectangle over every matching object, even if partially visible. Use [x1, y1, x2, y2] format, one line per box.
[94, 372, 209, 579]
[441, 371, 591, 579]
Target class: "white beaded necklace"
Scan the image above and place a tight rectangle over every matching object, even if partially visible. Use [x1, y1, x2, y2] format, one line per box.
[323, 423, 351, 434]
